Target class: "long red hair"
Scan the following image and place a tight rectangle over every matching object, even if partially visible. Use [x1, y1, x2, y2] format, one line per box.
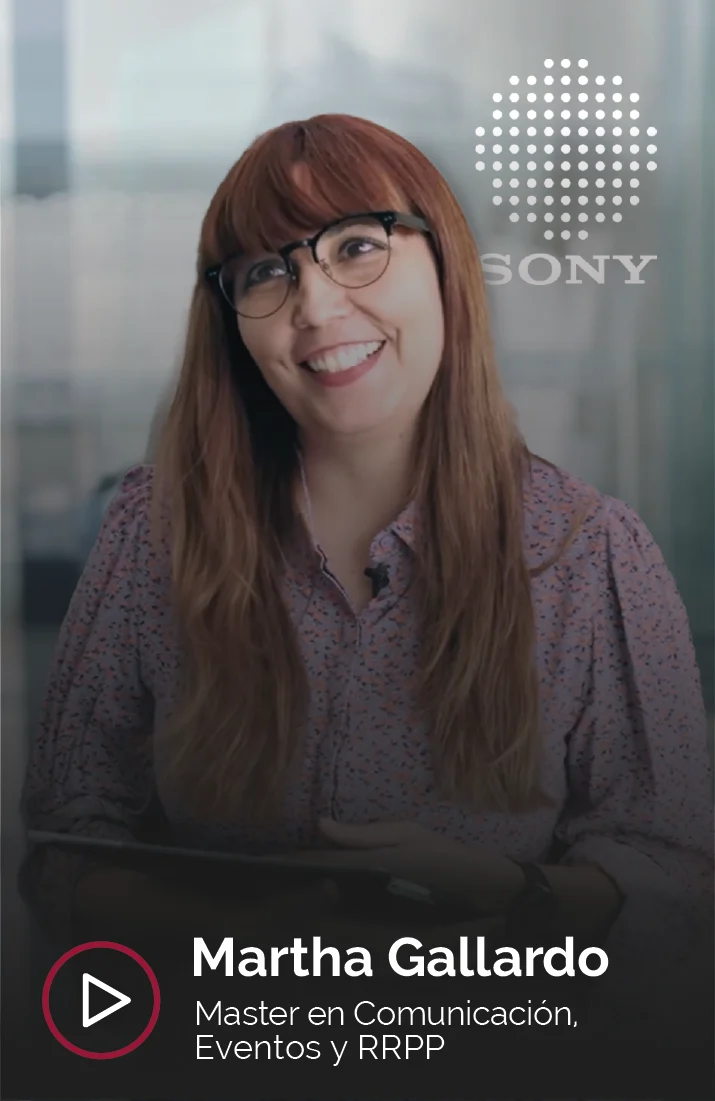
[154, 114, 568, 820]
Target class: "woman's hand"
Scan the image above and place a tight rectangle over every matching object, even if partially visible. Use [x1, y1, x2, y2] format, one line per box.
[291, 819, 524, 917]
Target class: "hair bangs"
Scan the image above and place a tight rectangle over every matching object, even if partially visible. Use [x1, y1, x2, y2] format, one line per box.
[212, 117, 413, 260]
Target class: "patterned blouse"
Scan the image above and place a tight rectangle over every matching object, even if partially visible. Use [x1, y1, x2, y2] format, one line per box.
[21, 457, 713, 989]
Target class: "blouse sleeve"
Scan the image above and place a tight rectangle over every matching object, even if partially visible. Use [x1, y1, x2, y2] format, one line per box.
[554, 495, 713, 1032]
[19, 466, 158, 944]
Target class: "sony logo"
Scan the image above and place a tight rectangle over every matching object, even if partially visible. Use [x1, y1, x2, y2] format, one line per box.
[481, 254, 657, 285]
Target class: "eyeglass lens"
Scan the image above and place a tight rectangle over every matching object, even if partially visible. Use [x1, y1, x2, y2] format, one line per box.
[219, 215, 392, 318]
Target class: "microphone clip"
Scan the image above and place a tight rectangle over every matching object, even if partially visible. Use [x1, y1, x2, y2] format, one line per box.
[364, 561, 390, 598]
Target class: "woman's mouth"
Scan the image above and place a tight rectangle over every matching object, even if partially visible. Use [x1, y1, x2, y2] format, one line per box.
[300, 341, 386, 388]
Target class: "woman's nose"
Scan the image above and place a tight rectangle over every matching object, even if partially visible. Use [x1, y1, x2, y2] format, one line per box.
[291, 260, 352, 327]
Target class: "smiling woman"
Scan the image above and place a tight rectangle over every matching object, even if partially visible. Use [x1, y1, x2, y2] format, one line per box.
[154, 115, 539, 805]
[212, 205, 443, 439]
[19, 117, 712, 1060]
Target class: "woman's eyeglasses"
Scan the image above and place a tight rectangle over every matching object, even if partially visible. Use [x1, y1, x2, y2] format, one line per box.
[204, 210, 430, 320]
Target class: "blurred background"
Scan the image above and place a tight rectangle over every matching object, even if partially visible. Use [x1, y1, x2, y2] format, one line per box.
[1, 0, 713, 1048]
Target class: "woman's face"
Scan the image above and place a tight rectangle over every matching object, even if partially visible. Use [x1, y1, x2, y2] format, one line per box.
[236, 211, 445, 443]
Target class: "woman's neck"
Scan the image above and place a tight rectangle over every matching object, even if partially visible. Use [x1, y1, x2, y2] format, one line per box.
[297, 426, 416, 542]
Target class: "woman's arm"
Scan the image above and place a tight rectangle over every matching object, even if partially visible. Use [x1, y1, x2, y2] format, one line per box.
[553, 495, 713, 944]
[20, 467, 333, 951]
[544, 495, 714, 1048]
[290, 816, 623, 942]
[19, 468, 158, 945]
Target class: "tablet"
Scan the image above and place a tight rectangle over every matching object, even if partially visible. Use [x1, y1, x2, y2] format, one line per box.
[27, 829, 475, 920]
[28, 828, 385, 881]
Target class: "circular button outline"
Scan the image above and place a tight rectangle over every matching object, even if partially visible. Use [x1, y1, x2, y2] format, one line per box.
[42, 940, 161, 1059]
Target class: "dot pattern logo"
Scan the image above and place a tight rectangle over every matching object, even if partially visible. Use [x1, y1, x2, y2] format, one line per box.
[475, 58, 658, 241]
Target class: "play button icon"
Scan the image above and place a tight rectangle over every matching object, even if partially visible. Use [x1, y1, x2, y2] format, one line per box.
[82, 973, 131, 1027]
[42, 941, 160, 1059]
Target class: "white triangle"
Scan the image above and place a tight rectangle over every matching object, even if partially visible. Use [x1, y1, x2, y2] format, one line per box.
[82, 972, 132, 1028]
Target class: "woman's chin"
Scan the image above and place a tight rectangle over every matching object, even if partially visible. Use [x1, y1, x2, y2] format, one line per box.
[311, 397, 407, 439]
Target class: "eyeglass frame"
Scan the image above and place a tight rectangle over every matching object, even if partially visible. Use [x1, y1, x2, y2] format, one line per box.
[204, 209, 431, 318]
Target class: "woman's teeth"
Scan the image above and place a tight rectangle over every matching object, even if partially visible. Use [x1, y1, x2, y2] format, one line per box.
[305, 341, 384, 373]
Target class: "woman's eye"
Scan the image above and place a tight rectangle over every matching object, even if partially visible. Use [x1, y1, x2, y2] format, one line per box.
[339, 236, 383, 259]
[245, 260, 287, 287]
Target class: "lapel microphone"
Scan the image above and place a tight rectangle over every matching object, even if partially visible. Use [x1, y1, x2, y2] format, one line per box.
[364, 561, 390, 598]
